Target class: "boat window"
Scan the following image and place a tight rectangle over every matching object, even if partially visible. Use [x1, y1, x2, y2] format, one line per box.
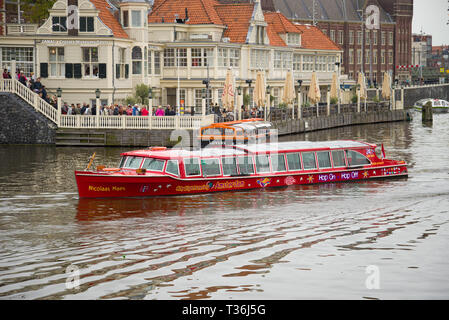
[124, 156, 143, 169]
[201, 158, 221, 177]
[302, 152, 317, 170]
[184, 158, 201, 176]
[224, 128, 235, 137]
[271, 154, 286, 172]
[165, 160, 179, 176]
[142, 158, 165, 171]
[119, 157, 126, 168]
[255, 155, 271, 173]
[202, 128, 222, 136]
[286, 153, 302, 171]
[222, 157, 238, 176]
[238, 156, 255, 175]
[331, 150, 346, 167]
[235, 128, 244, 136]
[317, 151, 332, 169]
[346, 150, 371, 167]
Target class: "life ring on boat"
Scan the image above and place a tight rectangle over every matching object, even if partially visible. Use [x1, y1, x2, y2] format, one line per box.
[149, 147, 167, 151]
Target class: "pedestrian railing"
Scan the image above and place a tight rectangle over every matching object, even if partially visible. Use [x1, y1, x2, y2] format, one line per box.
[0, 79, 215, 130]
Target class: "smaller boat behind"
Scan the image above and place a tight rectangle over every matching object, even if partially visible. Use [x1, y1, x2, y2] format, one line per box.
[414, 98, 449, 113]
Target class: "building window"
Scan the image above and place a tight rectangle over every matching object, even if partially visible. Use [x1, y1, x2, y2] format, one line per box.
[389, 32, 393, 46]
[52, 16, 67, 32]
[287, 33, 300, 46]
[250, 49, 269, 69]
[192, 48, 214, 67]
[316, 56, 327, 71]
[132, 46, 142, 74]
[164, 48, 175, 67]
[381, 50, 386, 64]
[388, 50, 393, 64]
[117, 47, 126, 79]
[148, 50, 152, 75]
[49, 47, 64, 77]
[177, 48, 187, 67]
[154, 51, 161, 74]
[357, 50, 362, 65]
[373, 50, 378, 64]
[293, 54, 301, 71]
[365, 49, 370, 64]
[349, 49, 354, 64]
[218, 48, 228, 67]
[327, 56, 335, 71]
[229, 49, 239, 67]
[1, 47, 34, 78]
[82, 47, 99, 77]
[366, 30, 370, 45]
[382, 31, 386, 45]
[79, 17, 94, 32]
[357, 31, 362, 45]
[349, 30, 354, 45]
[338, 30, 343, 45]
[330, 30, 335, 42]
[131, 10, 141, 27]
[195, 89, 211, 108]
[272, 88, 279, 107]
[274, 51, 282, 69]
[302, 55, 314, 71]
[373, 30, 378, 45]
[144, 47, 148, 76]
[123, 11, 129, 28]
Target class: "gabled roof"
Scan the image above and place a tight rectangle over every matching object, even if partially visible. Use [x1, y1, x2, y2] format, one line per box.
[264, 11, 302, 47]
[149, 0, 224, 25]
[214, 3, 254, 43]
[90, 0, 129, 38]
[295, 24, 341, 51]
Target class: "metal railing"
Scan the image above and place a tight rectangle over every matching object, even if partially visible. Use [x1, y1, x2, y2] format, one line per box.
[0, 79, 215, 130]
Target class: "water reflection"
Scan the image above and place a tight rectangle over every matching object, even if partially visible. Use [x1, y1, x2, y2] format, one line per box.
[1, 115, 449, 299]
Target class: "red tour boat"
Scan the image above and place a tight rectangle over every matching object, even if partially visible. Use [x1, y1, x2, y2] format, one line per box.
[75, 141, 408, 198]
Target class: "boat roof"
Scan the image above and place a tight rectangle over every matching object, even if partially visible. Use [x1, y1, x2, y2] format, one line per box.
[122, 140, 375, 159]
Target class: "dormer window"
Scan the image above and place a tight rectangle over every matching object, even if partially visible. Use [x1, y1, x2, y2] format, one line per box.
[256, 26, 265, 45]
[52, 16, 67, 32]
[80, 17, 94, 32]
[287, 33, 300, 46]
[123, 10, 129, 28]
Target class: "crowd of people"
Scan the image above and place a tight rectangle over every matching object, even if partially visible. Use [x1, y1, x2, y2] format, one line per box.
[3, 68, 265, 120]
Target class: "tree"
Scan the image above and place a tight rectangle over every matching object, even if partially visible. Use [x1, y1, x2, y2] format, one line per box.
[21, 0, 57, 24]
[135, 84, 149, 105]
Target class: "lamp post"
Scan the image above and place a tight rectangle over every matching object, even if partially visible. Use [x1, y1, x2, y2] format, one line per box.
[202, 79, 210, 114]
[297, 79, 302, 120]
[356, 84, 361, 113]
[246, 79, 252, 112]
[335, 61, 341, 113]
[237, 86, 242, 120]
[10, 50, 17, 81]
[57, 87, 62, 126]
[266, 85, 271, 121]
[201, 88, 206, 116]
[148, 87, 153, 111]
[95, 89, 101, 128]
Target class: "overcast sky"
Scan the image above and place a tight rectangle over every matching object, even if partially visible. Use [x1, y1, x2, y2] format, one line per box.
[412, 0, 449, 46]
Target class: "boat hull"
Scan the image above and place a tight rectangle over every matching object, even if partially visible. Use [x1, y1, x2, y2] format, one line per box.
[75, 164, 408, 198]
[414, 106, 449, 113]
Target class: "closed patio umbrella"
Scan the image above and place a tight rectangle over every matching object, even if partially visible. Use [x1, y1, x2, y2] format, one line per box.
[357, 72, 367, 100]
[381, 72, 391, 99]
[222, 69, 235, 111]
[330, 72, 338, 100]
[254, 71, 266, 108]
[308, 72, 321, 105]
[282, 70, 296, 119]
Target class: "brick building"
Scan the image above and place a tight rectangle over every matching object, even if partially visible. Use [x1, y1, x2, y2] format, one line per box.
[222, 0, 413, 84]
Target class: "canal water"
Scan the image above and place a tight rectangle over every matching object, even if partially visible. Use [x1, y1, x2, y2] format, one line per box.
[0, 112, 448, 300]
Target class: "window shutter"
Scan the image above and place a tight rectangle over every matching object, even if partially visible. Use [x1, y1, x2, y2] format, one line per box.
[40, 63, 48, 78]
[65, 63, 73, 78]
[99, 63, 107, 79]
[116, 64, 121, 79]
[125, 64, 129, 79]
[74, 64, 82, 78]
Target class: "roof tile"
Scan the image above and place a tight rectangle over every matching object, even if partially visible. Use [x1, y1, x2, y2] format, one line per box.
[90, 0, 129, 39]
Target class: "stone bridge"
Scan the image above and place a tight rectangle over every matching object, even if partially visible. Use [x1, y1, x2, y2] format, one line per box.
[368, 83, 449, 108]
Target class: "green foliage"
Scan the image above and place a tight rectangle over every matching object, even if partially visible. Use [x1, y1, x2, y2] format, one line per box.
[124, 96, 138, 106]
[351, 95, 358, 104]
[243, 94, 251, 107]
[330, 97, 338, 105]
[372, 96, 380, 103]
[302, 101, 310, 108]
[21, 0, 57, 24]
[135, 83, 149, 105]
[278, 102, 288, 108]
